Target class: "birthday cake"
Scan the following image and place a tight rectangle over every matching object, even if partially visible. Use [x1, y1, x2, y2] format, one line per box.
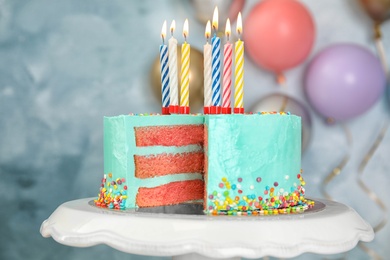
[94, 8, 315, 214]
[95, 112, 313, 215]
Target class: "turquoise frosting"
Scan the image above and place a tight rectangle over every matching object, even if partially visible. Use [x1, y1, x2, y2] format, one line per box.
[204, 114, 302, 212]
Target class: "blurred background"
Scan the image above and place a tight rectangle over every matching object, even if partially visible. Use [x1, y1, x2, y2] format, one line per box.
[0, 0, 389, 259]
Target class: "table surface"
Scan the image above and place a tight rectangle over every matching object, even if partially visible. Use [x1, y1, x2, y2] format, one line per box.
[40, 198, 374, 259]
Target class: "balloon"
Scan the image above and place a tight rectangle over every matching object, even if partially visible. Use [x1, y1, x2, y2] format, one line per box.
[190, 0, 245, 29]
[304, 43, 386, 122]
[359, 0, 390, 24]
[244, 0, 315, 74]
[150, 47, 204, 113]
[250, 93, 312, 153]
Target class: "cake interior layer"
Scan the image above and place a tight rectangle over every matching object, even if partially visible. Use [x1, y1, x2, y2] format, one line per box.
[134, 152, 204, 178]
[135, 125, 204, 147]
[136, 179, 204, 207]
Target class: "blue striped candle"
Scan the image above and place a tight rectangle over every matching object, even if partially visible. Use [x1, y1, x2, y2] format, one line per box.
[159, 21, 170, 115]
[211, 34, 221, 111]
[159, 44, 170, 113]
[210, 6, 221, 114]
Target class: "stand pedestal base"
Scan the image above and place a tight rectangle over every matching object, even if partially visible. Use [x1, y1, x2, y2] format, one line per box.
[41, 198, 373, 259]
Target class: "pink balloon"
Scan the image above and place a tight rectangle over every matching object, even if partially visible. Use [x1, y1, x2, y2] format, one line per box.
[244, 0, 315, 74]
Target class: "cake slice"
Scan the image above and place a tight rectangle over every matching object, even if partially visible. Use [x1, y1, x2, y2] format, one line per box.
[95, 114, 205, 209]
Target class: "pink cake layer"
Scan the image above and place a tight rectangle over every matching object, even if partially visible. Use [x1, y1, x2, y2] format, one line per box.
[136, 179, 204, 207]
[135, 125, 204, 147]
[134, 152, 204, 178]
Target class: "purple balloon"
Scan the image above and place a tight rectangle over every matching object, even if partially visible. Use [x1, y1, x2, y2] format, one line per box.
[304, 43, 386, 121]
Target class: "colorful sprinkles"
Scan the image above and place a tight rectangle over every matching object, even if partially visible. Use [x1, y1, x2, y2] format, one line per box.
[128, 113, 203, 116]
[127, 111, 290, 116]
[94, 173, 128, 210]
[204, 170, 314, 215]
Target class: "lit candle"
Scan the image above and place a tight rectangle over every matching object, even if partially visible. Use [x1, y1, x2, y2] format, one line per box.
[211, 7, 221, 114]
[222, 18, 232, 114]
[203, 20, 212, 114]
[180, 19, 190, 114]
[168, 20, 179, 114]
[234, 12, 244, 114]
[160, 21, 170, 115]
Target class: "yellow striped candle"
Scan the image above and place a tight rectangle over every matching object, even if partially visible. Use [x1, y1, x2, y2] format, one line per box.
[234, 12, 244, 114]
[180, 19, 190, 114]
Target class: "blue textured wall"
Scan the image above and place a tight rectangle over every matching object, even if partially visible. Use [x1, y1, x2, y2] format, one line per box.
[1, 0, 389, 259]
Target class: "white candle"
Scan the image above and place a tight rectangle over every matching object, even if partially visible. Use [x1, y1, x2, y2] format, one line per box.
[168, 20, 179, 114]
[204, 20, 212, 114]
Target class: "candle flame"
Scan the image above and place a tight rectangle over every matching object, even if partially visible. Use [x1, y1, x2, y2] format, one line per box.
[183, 19, 189, 39]
[225, 18, 231, 39]
[212, 6, 218, 31]
[170, 20, 176, 35]
[161, 20, 167, 40]
[205, 20, 211, 39]
[237, 12, 242, 35]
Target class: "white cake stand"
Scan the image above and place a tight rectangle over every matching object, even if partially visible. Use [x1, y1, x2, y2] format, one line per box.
[40, 198, 374, 260]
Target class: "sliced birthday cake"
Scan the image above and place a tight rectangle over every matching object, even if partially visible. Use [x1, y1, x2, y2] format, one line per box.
[95, 112, 313, 214]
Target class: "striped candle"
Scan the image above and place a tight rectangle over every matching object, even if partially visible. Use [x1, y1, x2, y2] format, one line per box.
[222, 18, 232, 114]
[234, 13, 244, 114]
[168, 20, 179, 114]
[159, 21, 170, 115]
[180, 19, 190, 114]
[203, 20, 212, 114]
[211, 7, 221, 114]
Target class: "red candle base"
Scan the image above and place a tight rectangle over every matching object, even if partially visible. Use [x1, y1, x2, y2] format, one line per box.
[169, 105, 179, 114]
[180, 106, 190, 114]
[210, 106, 221, 114]
[203, 107, 210, 114]
[161, 107, 170, 115]
[234, 107, 244, 114]
[221, 107, 231, 114]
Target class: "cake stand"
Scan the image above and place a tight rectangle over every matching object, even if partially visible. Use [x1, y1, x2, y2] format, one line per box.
[40, 198, 374, 260]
